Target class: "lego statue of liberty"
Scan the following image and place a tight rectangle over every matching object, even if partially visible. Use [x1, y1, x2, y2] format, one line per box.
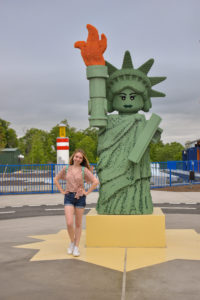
[75, 25, 166, 215]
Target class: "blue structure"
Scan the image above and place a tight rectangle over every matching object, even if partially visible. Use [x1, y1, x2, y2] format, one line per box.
[182, 139, 200, 172]
[1, 161, 200, 195]
[0, 163, 98, 195]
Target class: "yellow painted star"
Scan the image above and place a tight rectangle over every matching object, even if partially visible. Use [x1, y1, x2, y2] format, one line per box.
[15, 229, 200, 272]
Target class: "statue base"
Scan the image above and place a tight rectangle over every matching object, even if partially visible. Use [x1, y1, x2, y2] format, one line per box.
[86, 208, 166, 248]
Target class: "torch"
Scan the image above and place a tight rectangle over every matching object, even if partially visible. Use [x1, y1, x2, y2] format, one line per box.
[74, 24, 108, 128]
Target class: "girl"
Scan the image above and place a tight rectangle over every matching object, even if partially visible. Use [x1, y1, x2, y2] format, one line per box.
[54, 149, 99, 257]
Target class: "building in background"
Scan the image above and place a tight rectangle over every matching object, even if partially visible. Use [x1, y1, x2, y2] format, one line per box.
[0, 148, 24, 165]
[183, 139, 200, 161]
[182, 139, 200, 173]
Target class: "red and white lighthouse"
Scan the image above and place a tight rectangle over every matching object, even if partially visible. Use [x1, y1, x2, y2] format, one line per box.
[56, 123, 69, 164]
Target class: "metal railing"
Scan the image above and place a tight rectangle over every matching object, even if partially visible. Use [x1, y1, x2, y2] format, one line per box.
[150, 160, 200, 188]
[0, 161, 200, 195]
[0, 164, 98, 195]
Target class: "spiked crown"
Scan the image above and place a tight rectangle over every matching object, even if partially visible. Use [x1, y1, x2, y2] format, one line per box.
[106, 51, 166, 112]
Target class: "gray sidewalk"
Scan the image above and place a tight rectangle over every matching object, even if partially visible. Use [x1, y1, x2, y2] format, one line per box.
[0, 190, 200, 208]
[0, 191, 200, 300]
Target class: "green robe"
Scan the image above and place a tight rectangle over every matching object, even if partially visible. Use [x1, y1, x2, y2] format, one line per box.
[96, 113, 153, 215]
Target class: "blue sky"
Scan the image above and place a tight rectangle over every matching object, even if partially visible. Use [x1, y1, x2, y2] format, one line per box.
[0, 0, 199, 145]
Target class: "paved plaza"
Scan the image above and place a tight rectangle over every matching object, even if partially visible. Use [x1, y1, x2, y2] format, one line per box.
[0, 191, 200, 300]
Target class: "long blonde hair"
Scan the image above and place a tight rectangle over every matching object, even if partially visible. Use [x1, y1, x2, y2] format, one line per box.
[69, 149, 91, 170]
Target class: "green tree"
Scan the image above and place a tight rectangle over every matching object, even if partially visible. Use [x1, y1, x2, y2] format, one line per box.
[18, 128, 48, 163]
[150, 141, 184, 162]
[83, 127, 98, 157]
[28, 132, 46, 164]
[7, 128, 18, 148]
[70, 130, 85, 155]
[45, 136, 56, 163]
[0, 118, 18, 149]
[150, 141, 164, 162]
[76, 136, 97, 163]
[0, 126, 6, 149]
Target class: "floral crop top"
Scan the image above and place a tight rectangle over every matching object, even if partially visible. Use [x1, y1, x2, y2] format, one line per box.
[56, 165, 96, 198]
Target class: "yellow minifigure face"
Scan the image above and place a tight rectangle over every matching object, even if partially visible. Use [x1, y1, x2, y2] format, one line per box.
[112, 88, 144, 114]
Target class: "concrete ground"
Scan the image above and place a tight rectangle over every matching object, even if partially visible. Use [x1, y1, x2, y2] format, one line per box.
[0, 191, 200, 300]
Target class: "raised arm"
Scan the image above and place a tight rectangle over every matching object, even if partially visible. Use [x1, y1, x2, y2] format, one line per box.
[75, 24, 108, 128]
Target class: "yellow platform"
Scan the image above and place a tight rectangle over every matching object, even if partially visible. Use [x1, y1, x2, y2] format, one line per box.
[16, 229, 200, 272]
[86, 207, 166, 248]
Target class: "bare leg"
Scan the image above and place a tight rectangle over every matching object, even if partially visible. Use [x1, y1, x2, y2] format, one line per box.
[64, 206, 75, 242]
[74, 207, 85, 246]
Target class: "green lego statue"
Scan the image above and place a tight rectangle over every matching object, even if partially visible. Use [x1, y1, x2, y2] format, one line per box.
[75, 25, 166, 215]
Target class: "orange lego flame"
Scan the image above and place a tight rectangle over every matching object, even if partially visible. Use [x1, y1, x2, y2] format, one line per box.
[74, 24, 107, 66]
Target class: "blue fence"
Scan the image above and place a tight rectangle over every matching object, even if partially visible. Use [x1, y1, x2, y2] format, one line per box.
[0, 164, 98, 195]
[0, 161, 200, 195]
[150, 160, 200, 188]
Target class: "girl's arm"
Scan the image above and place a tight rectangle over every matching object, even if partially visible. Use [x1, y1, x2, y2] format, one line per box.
[54, 177, 66, 195]
[83, 167, 99, 196]
[54, 167, 66, 195]
[83, 177, 99, 196]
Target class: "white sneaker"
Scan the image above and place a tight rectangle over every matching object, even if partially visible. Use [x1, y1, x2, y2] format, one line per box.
[67, 242, 74, 255]
[73, 246, 80, 257]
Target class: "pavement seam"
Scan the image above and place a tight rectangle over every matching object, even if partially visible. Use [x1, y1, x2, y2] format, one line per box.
[121, 248, 127, 300]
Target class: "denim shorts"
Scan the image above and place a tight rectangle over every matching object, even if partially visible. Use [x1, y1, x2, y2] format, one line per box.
[64, 192, 86, 208]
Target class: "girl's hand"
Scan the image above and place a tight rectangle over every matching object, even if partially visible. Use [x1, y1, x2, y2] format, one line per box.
[61, 190, 66, 195]
[83, 190, 89, 196]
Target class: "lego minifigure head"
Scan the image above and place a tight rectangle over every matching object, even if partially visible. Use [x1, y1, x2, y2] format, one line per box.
[112, 88, 144, 114]
[106, 51, 166, 114]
